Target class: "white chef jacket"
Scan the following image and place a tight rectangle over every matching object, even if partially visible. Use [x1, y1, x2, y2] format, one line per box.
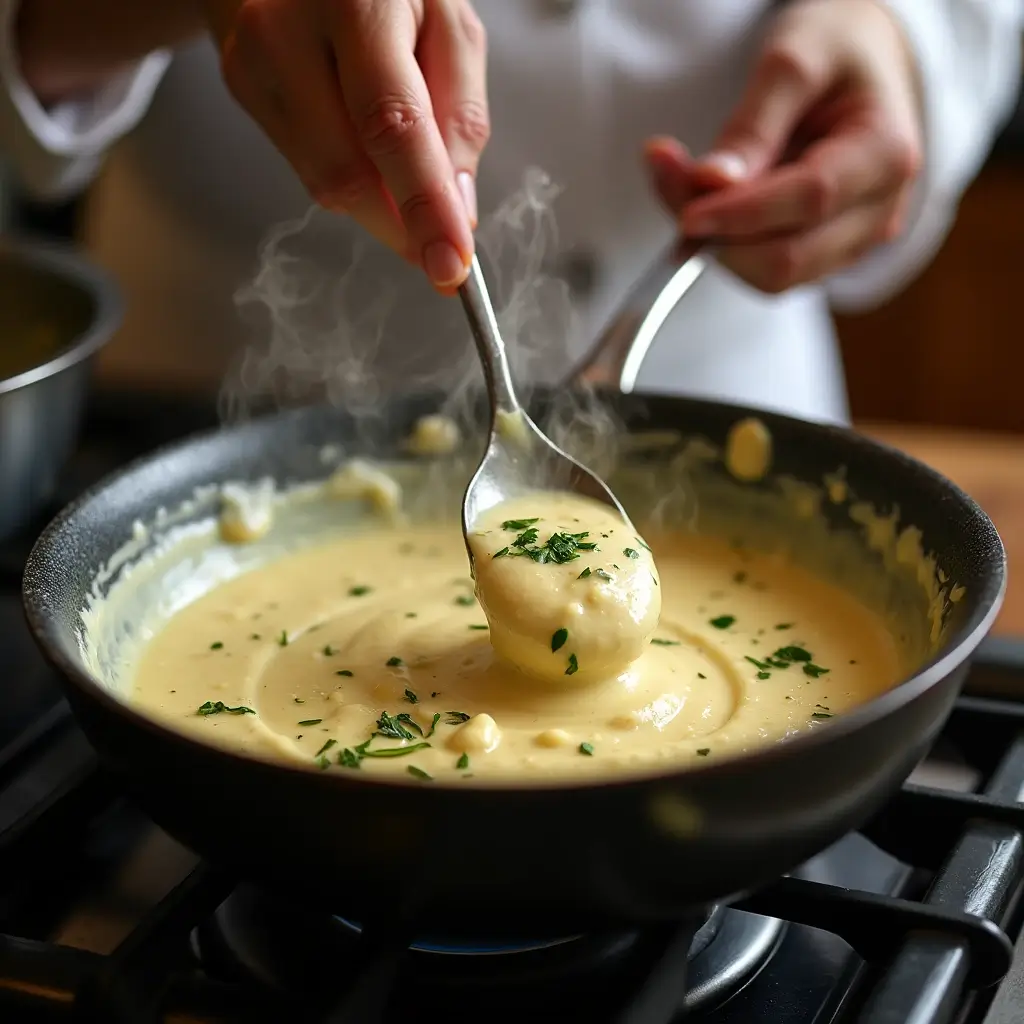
[0, 0, 1019, 424]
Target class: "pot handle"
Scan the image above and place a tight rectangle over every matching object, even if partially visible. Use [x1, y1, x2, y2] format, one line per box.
[566, 237, 706, 392]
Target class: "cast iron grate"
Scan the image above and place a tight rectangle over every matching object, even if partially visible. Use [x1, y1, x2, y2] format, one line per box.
[0, 690, 1021, 1023]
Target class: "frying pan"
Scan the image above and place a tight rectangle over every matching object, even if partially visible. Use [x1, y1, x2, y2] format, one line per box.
[21, 244, 1005, 944]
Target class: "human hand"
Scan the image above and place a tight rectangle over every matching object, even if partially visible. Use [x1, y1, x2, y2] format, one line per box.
[203, 0, 488, 292]
[645, 0, 923, 294]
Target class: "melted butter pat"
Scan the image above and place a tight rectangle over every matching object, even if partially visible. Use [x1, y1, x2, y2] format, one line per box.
[128, 522, 903, 783]
[469, 493, 660, 684]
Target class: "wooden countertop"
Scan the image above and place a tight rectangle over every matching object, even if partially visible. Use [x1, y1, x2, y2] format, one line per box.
[860, 423, 1024, 637]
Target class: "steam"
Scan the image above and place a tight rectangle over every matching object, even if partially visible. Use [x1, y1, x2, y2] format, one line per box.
[218, 168, 622, 472]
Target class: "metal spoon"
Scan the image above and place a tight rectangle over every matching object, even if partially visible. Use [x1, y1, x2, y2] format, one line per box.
[458, 255, 629, 546]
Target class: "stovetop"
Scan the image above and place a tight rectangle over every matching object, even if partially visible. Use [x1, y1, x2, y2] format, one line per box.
[2, 391, 1024, 1023]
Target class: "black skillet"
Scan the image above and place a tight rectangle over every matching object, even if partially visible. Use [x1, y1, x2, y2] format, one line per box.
[21, 245, 1005, 943]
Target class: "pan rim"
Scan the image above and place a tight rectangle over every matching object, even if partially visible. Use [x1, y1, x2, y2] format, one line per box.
[21, 393, 1008, 795]
[0, 236, 122, 396]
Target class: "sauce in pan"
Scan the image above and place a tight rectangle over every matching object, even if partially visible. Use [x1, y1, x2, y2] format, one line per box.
[129, 503, 902, 782]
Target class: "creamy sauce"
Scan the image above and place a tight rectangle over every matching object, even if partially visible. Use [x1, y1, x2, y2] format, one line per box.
[468, 493, 660, 684]
[129, 521, 902, 782]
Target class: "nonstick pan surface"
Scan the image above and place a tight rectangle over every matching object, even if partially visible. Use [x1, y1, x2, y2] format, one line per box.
[23, 391, 1005, 939]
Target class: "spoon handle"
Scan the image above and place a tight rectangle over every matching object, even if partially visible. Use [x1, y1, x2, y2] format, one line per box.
[459, 255, 520, 415]
[567, 237, 706, 393]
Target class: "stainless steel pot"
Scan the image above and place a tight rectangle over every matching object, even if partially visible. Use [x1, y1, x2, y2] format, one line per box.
[0, 238, 121, 540]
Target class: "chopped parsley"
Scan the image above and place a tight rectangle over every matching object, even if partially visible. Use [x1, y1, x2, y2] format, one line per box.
[811, 712, 834, 720]
[209, 641, 224, 650]
[454, 594, 475, 606]
[196, 701, 255, 716]
[277, 630, 289, 646]
[696, 748, 710, 757]
[445, 711, 471, 725]
[322, 644, 336, 656]
[709, 615, 736, 630]
[456, 753, 470, 770]
[697, 672, 707, 679]
[745, 655, 773, 672]
[294, 698, 305, 704]
[407, 766, 433, 781]
[501, 517, 539, 531]
[425, 713, 441, 737]
[578, 742, 594, 756]
[757, 671, 771, 680]
[386, 656, 404, 667]
[774, 646, 812, 663]
[298, 718, 323, 726]
[336, 669, 354, 677]
[623, 547, 640, 560]
[468, 624, 489, 631]
[650, 638, 681, 646]
[317, 756, 331, 770]
[492, 528, 598, 565]
[338, 748, 361, 769]
[566, 653, 579, 676]
[348, 585, 372, 597]
[551, 628, 569, 653]
[361, 741, 431, 759]
[314, 738, 337, 758]
[775, 623, 794, 631]
[376, 712, 415, 740]
[578, 567, 592, 579]
[493, 546, 510, 558]
[404, 688, 419, 704]
[803, 663, 830, 678]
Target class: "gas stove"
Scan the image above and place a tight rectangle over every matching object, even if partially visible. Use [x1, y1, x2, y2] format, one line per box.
[1, 391, 1024, 1024]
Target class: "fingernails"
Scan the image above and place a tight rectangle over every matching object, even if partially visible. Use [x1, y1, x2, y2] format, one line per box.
[698, 152, 748, 181]
[457, 171, 478, 227]
[423, 240, 468, 288]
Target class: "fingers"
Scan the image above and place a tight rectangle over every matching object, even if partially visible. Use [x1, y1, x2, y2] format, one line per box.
[643, 137, 695, 214]
[330, 1, 474, 289]
[716, 192, 906, 294]
[419, 0, 490, 228]
[682, 124, 920, 240]
[223, 0, 407, 253]
[692, 24, 834, 183]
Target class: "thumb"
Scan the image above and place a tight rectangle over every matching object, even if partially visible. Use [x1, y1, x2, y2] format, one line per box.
[695, 24, 834, 183]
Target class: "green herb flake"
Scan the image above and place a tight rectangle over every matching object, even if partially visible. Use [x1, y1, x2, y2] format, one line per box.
[811, 712, 834, 720]
[468, 624, 489, 631]
[757, 671, 771, 680]
[774, 645, 812, 663]
[746, 655, 773, 671]
[445, 711, 471, 725]
[338, 748, 361, 769]
[322, 645, 336, 656]
[492, 547, 510, 559]
[298, 718, 323, 726]
[209, 641, 224, 650]
[407, 765, 433, 781]
[294, 698, 305, 704]
[623, 547, 640, 560]
[404, 688, 419, 704]
[551, 628, 569, 653]
[578, 567, 592, 579]
[361, 742, 431, 759]
[348, 586, 372, 597]
[196, 701, 255, 717]
[578, 742, 594, 756]
[250, 633, 262, 640]
[697, 672, 707, 679]
[803, 663, 830, 678]
[386, 656, 404, 667]
[456, 753, 470, 770]
[316, 755, 331, 770]
[501, 517, 540, 531]
[375, 712, 415, 741]
[277, 630, 289, 647]
[455, 593, 475, 606]
[775, 623, 794, 631]
[696, 748, 711, 757]
[314, 738, 337, 758]
[336, 669, 354, 677]
[425, 713, 442, 737]
[650, 638, 681, 646]
[566, 653, 579, 676]
[709, 615, 736, 630]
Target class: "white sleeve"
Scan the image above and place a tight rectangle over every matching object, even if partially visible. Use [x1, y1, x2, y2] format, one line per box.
[0, 0, 171, 201]
[825, 0, 1022, 312]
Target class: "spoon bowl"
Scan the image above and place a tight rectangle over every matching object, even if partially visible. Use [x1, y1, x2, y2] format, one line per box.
[458, 256, 631, 550]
